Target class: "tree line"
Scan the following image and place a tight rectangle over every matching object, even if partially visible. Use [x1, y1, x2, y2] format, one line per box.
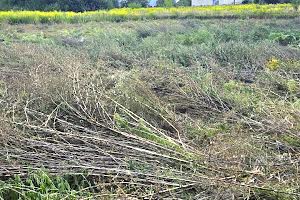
[0, 0, 294, 11]
[0, 0, 191, 11]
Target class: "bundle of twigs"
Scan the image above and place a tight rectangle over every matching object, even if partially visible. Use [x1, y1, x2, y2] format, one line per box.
[0, 94, 217, 197]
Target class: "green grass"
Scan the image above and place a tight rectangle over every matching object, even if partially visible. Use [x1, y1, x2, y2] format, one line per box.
[0, 170, 94, 200]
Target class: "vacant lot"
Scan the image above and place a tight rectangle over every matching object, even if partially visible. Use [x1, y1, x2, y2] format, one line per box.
[0, 17, 300, 199]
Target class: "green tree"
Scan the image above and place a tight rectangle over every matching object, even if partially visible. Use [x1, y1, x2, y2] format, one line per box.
[176, 0, 191, 6]
[157, 0, 174, 7]
[122, 0, 148, 7]
[0, 0, 118, 11]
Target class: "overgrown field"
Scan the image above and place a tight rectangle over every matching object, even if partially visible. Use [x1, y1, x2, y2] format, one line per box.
[0, 4, 299, 24]
[0, 17, 300, 199]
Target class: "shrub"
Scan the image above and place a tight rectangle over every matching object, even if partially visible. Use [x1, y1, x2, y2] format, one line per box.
[178, 29, 214, 45]
[269, 32, 299, 46]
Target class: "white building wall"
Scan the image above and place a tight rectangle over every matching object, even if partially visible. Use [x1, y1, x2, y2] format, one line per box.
[192, 0, 214, 6]
[118, 0, 181, 7]
[192, 0, 243, 6]
[218, 0, 243, 4]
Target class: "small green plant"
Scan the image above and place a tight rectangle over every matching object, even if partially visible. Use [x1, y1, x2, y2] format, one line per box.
[114, 113, 129, 129]
[21, 33, 54, 44]
[186, 124, 220, 141]
[281, 135, 300, 147]
[252, 188, 295, 200]
[224, 80, 240, 91]
[0, 170, 86, 200]
[286, 79, 298, 93]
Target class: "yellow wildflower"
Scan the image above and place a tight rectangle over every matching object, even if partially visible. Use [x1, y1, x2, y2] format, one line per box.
[266, 58, 280, 71]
